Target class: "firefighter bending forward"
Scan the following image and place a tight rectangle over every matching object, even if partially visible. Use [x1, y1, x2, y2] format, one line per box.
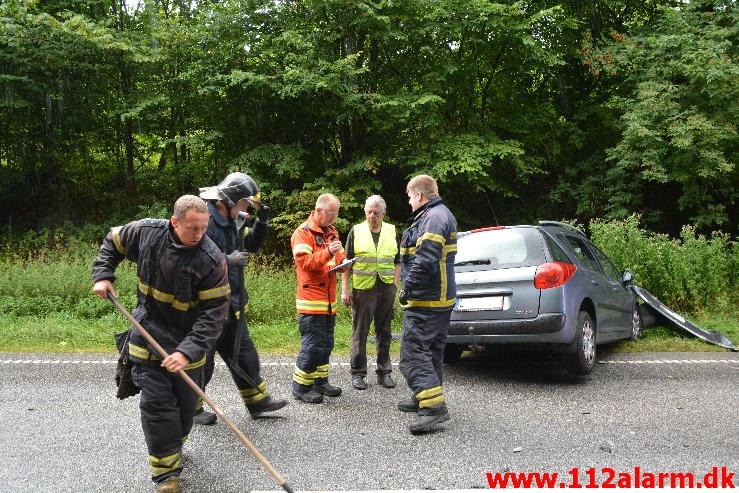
[92, 195, 230, 493]
[291, 193, 348, 404]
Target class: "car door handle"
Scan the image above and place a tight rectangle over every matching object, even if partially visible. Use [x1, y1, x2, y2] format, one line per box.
[591, 280, 599, 285]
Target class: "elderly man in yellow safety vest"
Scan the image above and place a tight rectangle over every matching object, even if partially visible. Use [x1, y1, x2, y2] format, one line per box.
[341, 195, 401, 391]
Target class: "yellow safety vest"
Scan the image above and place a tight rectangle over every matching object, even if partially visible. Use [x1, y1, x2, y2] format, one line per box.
[352, 221, 397, 289]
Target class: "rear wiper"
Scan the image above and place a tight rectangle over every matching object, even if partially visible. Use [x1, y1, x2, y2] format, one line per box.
[455, 259, 491, 266]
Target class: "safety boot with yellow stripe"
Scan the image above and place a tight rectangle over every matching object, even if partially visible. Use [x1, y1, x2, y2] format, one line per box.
[292, 383, 323, 403]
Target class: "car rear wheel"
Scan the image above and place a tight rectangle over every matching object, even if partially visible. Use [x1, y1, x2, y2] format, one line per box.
[564, 311, 596, 376]
[443, 343, 464, 364]
[630, 305, 643, 340]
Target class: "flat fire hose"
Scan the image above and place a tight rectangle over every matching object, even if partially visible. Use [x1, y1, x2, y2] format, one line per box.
[107, 293, 294, 493]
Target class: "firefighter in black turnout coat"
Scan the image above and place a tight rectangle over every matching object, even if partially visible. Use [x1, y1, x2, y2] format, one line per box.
[195, 172, 288, 423]
[396, 175, 458, 435]
[92, 195, 229, 493]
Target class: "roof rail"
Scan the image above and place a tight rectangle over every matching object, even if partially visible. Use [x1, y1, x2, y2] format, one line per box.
[538, 220, 585, 235]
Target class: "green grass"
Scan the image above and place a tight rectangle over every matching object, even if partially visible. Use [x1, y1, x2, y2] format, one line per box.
[0, 308, 734, 355]
[612, 309, 738, 353]
[0, 313, 406, 354]
[0, 238, 736, 355]
[0, 313, 126, 353]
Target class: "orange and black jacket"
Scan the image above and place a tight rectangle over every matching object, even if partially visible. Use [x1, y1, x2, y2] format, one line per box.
[291, 212, 346, 315]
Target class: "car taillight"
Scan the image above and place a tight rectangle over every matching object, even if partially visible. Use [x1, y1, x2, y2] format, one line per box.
[534, 262, 577, 289]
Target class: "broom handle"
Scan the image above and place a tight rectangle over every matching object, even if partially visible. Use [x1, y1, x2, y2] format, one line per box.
[107, 293, 294, 493]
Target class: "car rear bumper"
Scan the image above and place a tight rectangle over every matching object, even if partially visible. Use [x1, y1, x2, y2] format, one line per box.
[447, 313, 570, 344]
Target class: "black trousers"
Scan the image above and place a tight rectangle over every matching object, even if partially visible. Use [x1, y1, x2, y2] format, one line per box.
[399, 308, 452, 415]
[349, 281, 396, 376]
[293, 313, 335, 389]
[131, 361, 203, 483]
[203, 314, 267, 405]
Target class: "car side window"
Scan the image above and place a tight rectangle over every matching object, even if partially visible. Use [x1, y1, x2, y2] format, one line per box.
[589, 244, 622, 281]
[543, 233, 572, 262]
[562, 235, 600, 273]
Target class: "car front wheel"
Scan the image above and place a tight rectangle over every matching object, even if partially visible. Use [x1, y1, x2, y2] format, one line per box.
[564, 311, 596, 376]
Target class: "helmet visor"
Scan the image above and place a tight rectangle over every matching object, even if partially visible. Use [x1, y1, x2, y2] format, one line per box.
[232, 198, 259, 215]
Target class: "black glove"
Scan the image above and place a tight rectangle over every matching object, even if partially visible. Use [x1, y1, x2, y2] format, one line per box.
[256, 204, 271, 222]
[398, 289, 408, 305]
[226, 250, 249, 267]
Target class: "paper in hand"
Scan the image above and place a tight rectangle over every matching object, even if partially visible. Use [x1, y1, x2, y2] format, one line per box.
[328, 257, 355, 273]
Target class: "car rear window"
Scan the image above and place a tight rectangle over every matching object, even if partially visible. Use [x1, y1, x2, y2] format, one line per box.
[455, 228, 547, 268]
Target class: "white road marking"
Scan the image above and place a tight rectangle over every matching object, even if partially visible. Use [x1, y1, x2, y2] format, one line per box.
[0, 357, 736, 366]
[598, 359, 736, 364]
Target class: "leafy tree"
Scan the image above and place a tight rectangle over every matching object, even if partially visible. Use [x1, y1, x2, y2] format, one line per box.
[188, 0, 581, 231]
[1, 0, 735, 247]
[542, 0, 679, 225]
[0, 0, 138, 228]
[588, 0, 738, 231]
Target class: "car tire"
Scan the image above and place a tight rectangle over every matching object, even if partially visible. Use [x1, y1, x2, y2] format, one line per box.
[630, 305, 643, 341]
[443, 343, 464, 364]
[564, 311, 596, 376]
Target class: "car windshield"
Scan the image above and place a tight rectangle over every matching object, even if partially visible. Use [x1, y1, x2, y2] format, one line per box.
[455, 228, 546, 268]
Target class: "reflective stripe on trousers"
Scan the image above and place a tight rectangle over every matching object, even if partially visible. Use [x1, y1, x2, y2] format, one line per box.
[293, 314, 335, 389]
[202, 314, 267, 408]
[131, 361, 203, 483]
[399, 308, 451, 413]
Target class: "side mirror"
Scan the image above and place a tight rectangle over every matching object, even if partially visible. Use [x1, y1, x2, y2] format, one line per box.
[622, 270, 634, 285]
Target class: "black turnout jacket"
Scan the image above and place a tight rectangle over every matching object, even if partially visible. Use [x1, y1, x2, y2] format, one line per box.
[400, 197, 458, 310]
[92, 219, 230, 365]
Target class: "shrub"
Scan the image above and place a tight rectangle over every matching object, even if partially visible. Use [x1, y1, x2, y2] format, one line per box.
[589, 215, 736, 312]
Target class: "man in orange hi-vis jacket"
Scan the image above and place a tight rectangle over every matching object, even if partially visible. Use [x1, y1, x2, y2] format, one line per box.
[290, 193, 349, 404]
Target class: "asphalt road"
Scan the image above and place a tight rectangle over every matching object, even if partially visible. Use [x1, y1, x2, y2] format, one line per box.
[1, 350, 737, 492]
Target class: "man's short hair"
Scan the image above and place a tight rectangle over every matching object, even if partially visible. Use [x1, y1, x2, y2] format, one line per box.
[173, 194, 208, 220]
[365, 194, 387, 213]
[316, 193, 340, 210]
[407, 174, 439, 200]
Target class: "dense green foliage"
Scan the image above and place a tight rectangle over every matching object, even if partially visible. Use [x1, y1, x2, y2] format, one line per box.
[587, 1, 738, 229]
[1, 0, 736, 247]
[0, 219, 735, 353]
[590, 215, 738, 312]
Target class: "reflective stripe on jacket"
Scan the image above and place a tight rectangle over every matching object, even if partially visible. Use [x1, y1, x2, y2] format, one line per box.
[351, 221, 397, 290]
[291, 212, 346, 315]
[92, 219, 230, 362]
[400, 197, 457, 309]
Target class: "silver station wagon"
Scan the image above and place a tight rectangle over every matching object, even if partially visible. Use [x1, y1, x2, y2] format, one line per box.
[447, 221, 641, 375]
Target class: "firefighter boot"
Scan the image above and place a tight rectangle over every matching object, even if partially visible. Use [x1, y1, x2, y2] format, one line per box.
[247, 395, 288, 418]
[155, 476, 181, 493]
[292, 383, 324, 404]
[192, 408, 217, 425]
[409, 405, 450, 435]
[397, 396, 420, 413]
[313, 378, 342, 397]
